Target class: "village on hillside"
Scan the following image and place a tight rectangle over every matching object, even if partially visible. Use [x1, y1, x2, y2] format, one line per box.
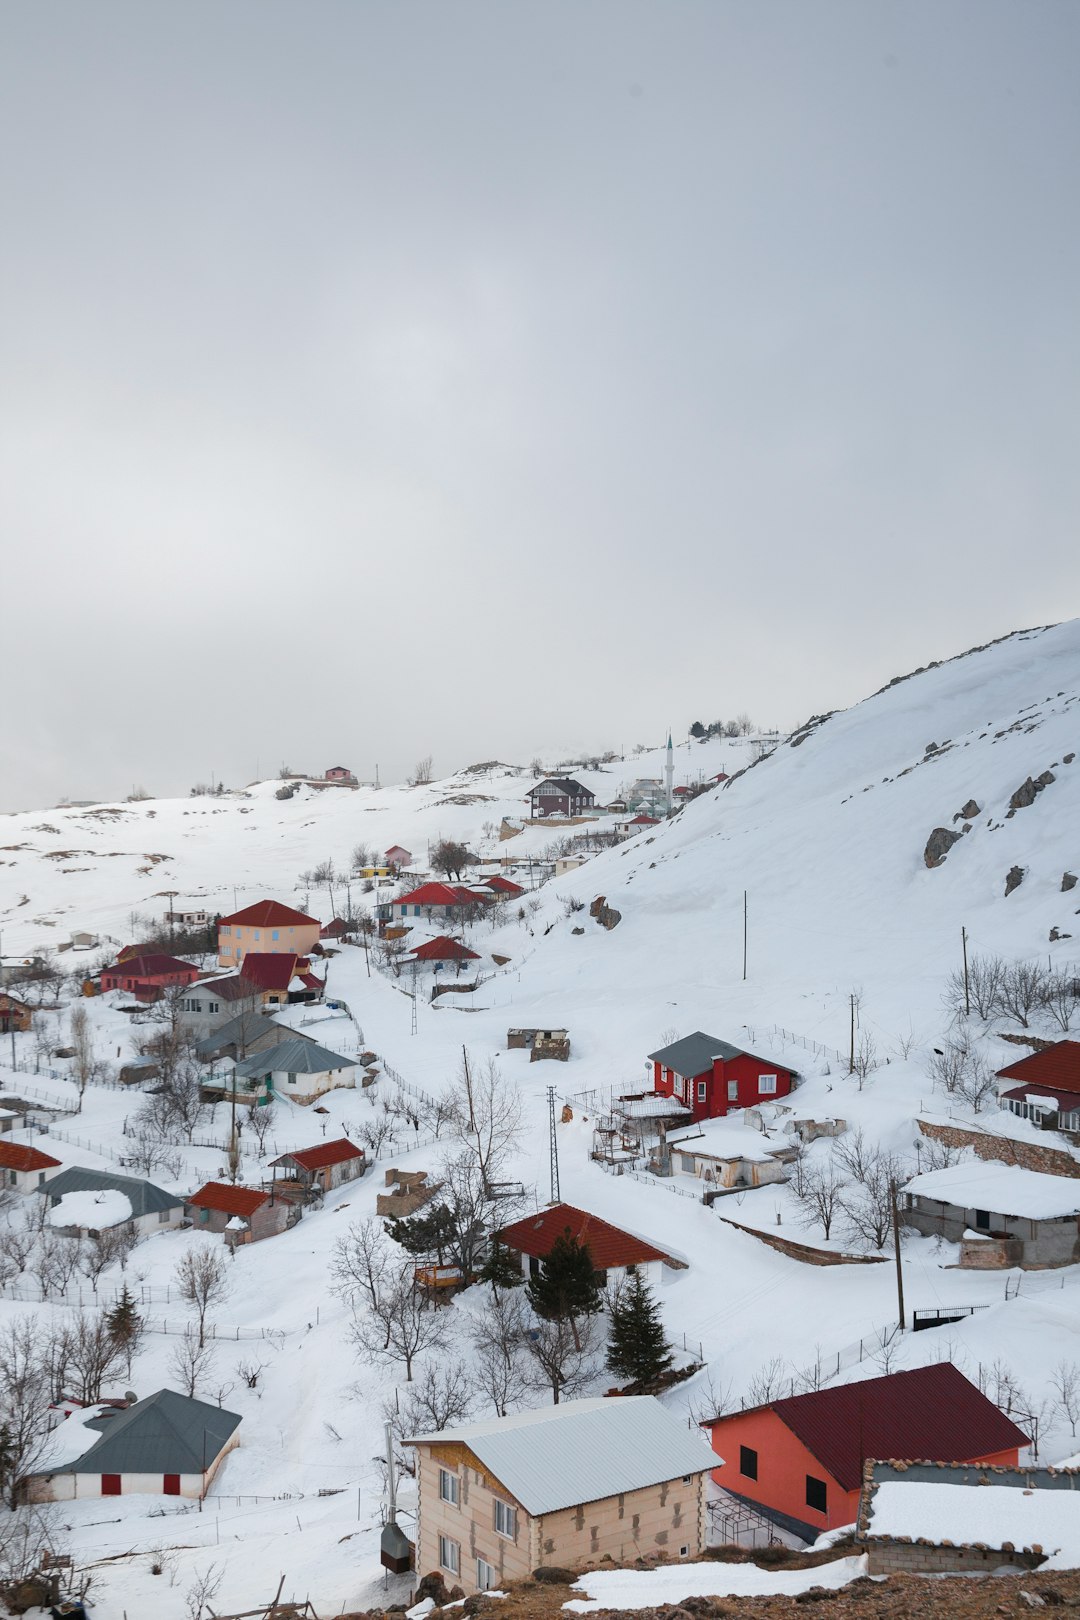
[1, 649, 1080, 1618]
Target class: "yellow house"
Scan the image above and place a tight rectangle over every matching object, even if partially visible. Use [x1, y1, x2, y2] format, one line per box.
[216, 900, 320, 969]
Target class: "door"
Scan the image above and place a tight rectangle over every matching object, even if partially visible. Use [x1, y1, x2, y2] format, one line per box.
[163, 1474, 181, 1495]
[101, 1474, 122, 1496]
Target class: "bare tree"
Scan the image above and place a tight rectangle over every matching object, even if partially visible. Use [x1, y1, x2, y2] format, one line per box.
[329, 1218, 390, 1312]
[348, 1264, 448, 1381]
[954, 1050, 997, 1113]
[123, 1123, 184, 1179]
[175, 1247, 230, 1347]
[791, 1161, 847, 1242]
[431, 839, 470, 883]
[78, 1224, 138, 1292]
[944, 952, 1005, 1021]
[1041, 971, 1077, 1034]
[236, 1355, 268, 1389]
[0, 1320, 55, 1507]
[68, 1004, 95, 1111]
[470, 1290, 531, 1416]
[745, 1356, 793, 1406]
[1051, 1360, 1080, 1436]
[523, 1311, 603, 1405]
[394, 1359, 475, 1436]
[184, 1561, 224, 1620]
[997, 959, 1048, 1029]
[449, 1049, 522, 1189]
[409, 755, 434, 787]
[169, 1325, 217, 1399]
[61, 1311, 126, 1403]
[0, 1503, 65, 1588]
[852, 1031, 879, 1088]
[867, 1325, 900, 1375]
[247, 1101, 277, 1155]
[31, 1230, 81, 1299]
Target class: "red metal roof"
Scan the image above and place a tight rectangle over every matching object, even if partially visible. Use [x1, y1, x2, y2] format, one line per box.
[102, 954, 198, 980]
[485, 876, 524, 896]
[189, 1181, 269, 1216]
[630, 814, 660, 825]
[1002, 1082, 1080, 1112]
[320, 919, 347, 938]
[237, 954, 297, 992]
[273, 1139, 365, 1172]
[997, 1042, 1080, 1096]
[0, 1141, 61, 1172]
[496, 1203, 673, 1270]
[738, 1364, 1029, 1491]
[220, 900, 318, 928]
[409, 936, 480, 962]
[393, 882, 480, 909]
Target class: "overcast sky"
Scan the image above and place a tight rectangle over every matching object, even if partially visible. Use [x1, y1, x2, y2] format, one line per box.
[1, 1, 1077, 809]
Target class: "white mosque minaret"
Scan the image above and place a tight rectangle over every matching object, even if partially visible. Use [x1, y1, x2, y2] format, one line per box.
[665, 731, 674, 813]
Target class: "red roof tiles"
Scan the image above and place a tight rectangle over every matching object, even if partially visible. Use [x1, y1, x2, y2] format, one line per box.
[220, 900, 318, 928]
[485, 876, 525, 897]
[188, 1181, 269, 1217]
[237, 954, 297, 992]
[102, 954, 198, 980]
[760, 1364, 1029, 1491]
[497, 1203, 673, 1270]
[0, 1141, 61, 1173]
[408, 936, 480, 962]
[393, 883, 481, 909]
[274, 1139, 365, 1172]
[997, 1041, 1080, 1096]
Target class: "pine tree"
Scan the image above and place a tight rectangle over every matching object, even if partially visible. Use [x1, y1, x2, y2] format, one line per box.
[105, 1283, 143, 1379]
[478, 1239, 524, 1298]
[527, 1230, 602, 1345]
[607, 1271, 673, 1386]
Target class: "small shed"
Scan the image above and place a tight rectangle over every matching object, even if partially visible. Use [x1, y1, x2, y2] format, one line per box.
[269, 1138, 366, 1196]
[507, 1027, 570, 1062]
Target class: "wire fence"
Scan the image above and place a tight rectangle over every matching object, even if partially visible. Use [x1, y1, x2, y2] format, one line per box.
[747, 1023, 847, 1070]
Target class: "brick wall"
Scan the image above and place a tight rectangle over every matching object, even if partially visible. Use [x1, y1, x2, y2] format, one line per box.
[866, 1540, 1042, 1575]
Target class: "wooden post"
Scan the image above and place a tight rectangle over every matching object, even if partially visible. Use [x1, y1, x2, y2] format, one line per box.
[962, 925, 970, 1016]
[742, 891, 747, 981]
[890, 1178, 906, 1331]
[849, 993, 856, 1074]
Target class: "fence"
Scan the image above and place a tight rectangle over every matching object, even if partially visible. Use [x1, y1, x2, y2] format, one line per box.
[0, 1076, 77, 1109]
[42, 1122, 126, 1163]
[745, 1023, 847, 1070]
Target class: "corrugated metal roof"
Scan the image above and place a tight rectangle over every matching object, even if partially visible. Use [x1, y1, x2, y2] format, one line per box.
[0, 1141, 61, 1172]
[195, 1011, 282, 1055]
[997, 1041, 1080, 1095]
[188, 1181, 268, 1216]
[42, 1167, 182, 1218]
[234, 1037, 357, 1077]
[647, 1031, 790, 1078]
[271, 1138, 364, 1171]
[496, 1204, 675, 1269]
[765, 1364, 1029, 1491]
[405, 1397, 716, 1515]
[38, 1389, 241, 1476]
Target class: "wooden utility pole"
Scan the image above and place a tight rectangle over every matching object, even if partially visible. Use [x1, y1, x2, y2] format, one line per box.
[961, 925, 970, 1016]
[742, 891, 747, 981]
[849, 992, 856, 1074]
[890, 1178, 906, 1330]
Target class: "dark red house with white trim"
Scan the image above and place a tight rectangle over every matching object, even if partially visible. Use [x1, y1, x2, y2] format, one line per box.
[100, 953, 200, 1001]
[648, 1031, 796, 1122]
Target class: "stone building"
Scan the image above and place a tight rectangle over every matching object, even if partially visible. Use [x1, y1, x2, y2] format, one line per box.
[902, 1161, 1080, 1268]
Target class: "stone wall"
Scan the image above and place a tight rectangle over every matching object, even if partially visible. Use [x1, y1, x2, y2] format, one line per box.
[866, 1539, 1042, 1575]
[917, 1118, 1080, 1178]
[717, 1215, 886, 1266]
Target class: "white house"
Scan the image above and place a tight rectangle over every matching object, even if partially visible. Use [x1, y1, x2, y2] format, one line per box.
[40, 1167, 185, 1237]
[0, 1140, 62, 1193]
[27, 1389, 241, 1502]
[232, 1036, 358, 1104]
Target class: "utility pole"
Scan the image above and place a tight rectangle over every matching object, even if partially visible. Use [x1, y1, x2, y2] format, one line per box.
[961, 925, 970, 1017]
[890, 1178, 906, 1330]
[742, 891, 747, 981]
[849, 992, 856, 1074]
[547, 1086, 561, 1205]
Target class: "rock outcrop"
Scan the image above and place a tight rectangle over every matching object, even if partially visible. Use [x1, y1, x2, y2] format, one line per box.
[924, 828, 961, 868]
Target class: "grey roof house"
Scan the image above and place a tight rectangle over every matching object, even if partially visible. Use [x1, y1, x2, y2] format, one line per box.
[27, 1388, 242, 1502]
[39, 1166, 185, 1236]
[233, 1037, 358, 1104]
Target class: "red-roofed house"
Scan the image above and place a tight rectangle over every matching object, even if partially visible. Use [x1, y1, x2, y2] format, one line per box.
[0, 1140, 62, 1194]
[496, 1203, 683, 1288]
[0, 992, 32, 1034]
[324, 765, 356, 783]
[997, 1041, 1080, 1099]
[320, 918, 347, 940]
[702, 1364, 1029, 1542]
[234, 953, 322, 1006]
[217, 901, 320, 970]
[385, 845, 413, 870]
[406, 936, 480, 969]
[100, 954, 200, 1001]
[390, 883, 485, 923]
[484, 876, 525, 899]
[186, 1182, 299, 1243]
[269, 1139, 366, 1194]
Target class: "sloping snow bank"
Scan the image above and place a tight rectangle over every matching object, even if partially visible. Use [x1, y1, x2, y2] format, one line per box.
[563, 1554, 866, 1612]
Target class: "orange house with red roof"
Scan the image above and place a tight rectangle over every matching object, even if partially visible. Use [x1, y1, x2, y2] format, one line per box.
[702, 1364, 1028, 1543]
[217, 901, 320, 969]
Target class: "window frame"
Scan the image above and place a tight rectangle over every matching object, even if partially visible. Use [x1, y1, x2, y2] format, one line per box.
[438, 1467, 460, 1507]
[739, 1445, 758, 1481]
[438, 1535, 460, 1576]
[805, 1474, 827, 1514]
[476, 1556, 497, 1591]
[493, 1498, 517, 1539]
[758, 1073, 778, 1095]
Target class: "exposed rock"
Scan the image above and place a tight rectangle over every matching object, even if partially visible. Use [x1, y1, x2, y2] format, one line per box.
[1005, 865, 1025, 896]
[532, 1566, 577, 1584]
[1010, 777, 1039, 809]
[415, 1572, 451, 1607]
[1037, 770, 1057, 787]
[571, 925, 585, 935]
[1050, 928, 1072, 942]
[924, 828, 961, 868]
[959, 798, 981, 820]
[589, 895, 622, 929]
[1062, 873, 1077, 893]
[1065, 752, 1076, 764]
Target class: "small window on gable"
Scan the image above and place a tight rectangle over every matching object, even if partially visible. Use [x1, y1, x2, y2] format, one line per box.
[740, 1446, 758, 1480]
[805, 1474, 827, 1514]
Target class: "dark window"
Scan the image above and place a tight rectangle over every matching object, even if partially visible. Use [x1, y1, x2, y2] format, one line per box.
[974, 1209, 990, 1230]
[739, 1446, 758, 1480]
[163, 1473, 181, 1495]
[805, 1475, 827, 1514]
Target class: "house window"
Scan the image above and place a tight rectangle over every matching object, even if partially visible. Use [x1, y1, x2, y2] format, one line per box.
[287, 1074, 297, 1085]
[697, 1080, 708, 1101]
[805, 1475, 827, 1514]
[739, 1446, 758, 1480]
[476, 1557, 497, 1590]
[158, 1208, 171, 1223]
[209, 1002, 219, 1014]
[758, 1074, 777, 1095]
[254, 931, 261, 941]
[438, 1536, 460, 1576]
[272, 931, 279, 941]
[727, 1081, 738, 1101]
[493, 1499, 517, 1539]
[975, 1209, 990, 1230]
[222, 926, 231, 936]
[439, 1468, 459, 1506]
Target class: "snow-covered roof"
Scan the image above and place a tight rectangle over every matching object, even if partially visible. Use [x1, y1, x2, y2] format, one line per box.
[47, 1189, 133, 1229]
[904, 1161, 1080, 1220]
[668, 1118, 784, 1163]
[615, 1094, 692, 1119]
[865, 1476, 1080, 1566]
[405, 1397, 715, 1516]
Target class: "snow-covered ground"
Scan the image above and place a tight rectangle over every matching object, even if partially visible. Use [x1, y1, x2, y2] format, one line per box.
[2, 622, 1080, 1614]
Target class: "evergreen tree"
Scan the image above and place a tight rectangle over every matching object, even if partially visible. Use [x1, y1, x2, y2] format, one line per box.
[689, 721, 706, 739]
[478, 1239, 524, 1298]
[527, 1230, 602, 1346]
[607, 1271, 673, 1386]
[384, 1203, 457, 1264]
[105, 1283, 144, 1379]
